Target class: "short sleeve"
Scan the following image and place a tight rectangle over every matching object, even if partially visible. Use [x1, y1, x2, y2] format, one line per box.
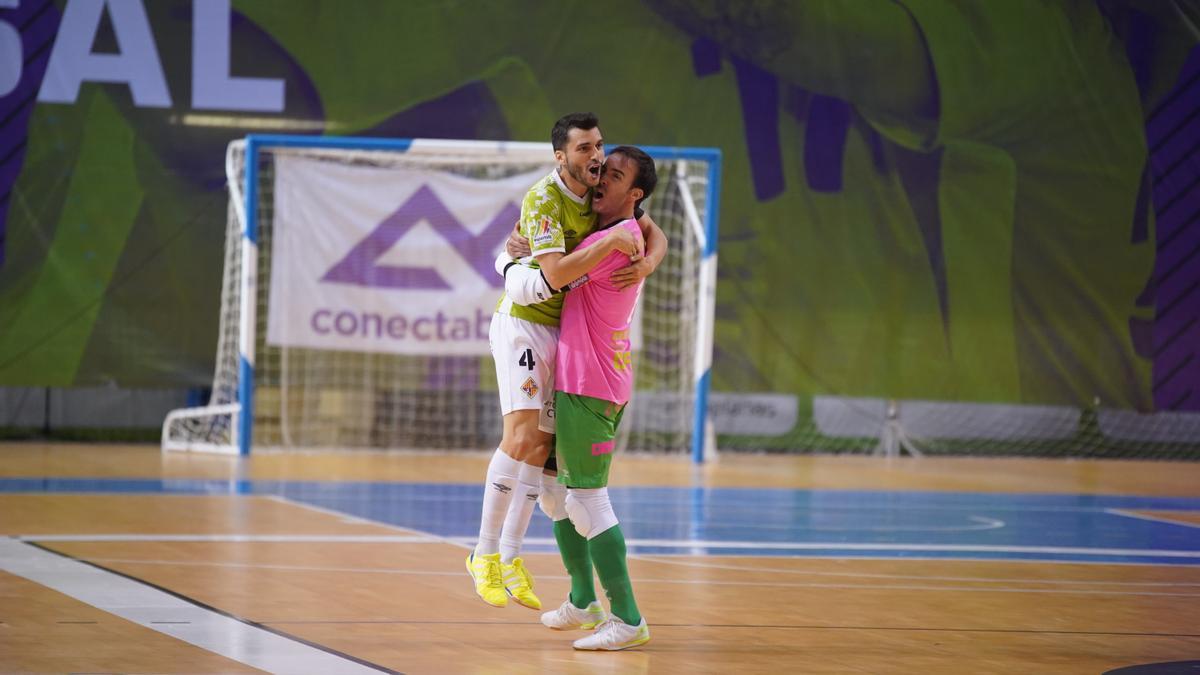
[521, 186, 566, 256]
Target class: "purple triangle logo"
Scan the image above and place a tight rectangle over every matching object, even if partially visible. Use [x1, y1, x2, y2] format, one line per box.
[322, 184, 518, 290]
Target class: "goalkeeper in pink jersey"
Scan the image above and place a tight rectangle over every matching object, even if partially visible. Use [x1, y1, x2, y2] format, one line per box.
[510, 146, 657, 651]
[499, 147, 655, 649]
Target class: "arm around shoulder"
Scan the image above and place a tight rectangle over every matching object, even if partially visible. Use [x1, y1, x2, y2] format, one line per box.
[636, 211, 668, 272]
[537, 229, 638, 290]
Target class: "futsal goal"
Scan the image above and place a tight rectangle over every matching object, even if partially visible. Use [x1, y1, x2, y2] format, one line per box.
[162, 135, 720, 460]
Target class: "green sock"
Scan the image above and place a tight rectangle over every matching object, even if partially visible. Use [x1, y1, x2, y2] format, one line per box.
[554, 519, 596, 608]
[589, 525, 642, 626]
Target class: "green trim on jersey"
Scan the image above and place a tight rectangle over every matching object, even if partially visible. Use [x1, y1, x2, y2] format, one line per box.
[500, 171, 597, 327]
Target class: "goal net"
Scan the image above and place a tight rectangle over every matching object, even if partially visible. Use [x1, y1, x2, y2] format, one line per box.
[162, 136, 720, 458]
[722, 395, 1200, 460]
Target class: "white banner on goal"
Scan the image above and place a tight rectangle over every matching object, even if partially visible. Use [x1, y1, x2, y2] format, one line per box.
[267, 155, 547, 356]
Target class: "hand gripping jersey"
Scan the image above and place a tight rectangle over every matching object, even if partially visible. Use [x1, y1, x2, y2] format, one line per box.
[497, 169, 597, 327]
[556, 219, 644, 405]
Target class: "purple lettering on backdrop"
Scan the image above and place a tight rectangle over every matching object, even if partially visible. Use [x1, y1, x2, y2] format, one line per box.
[691, 37, 722, 77]
[334, 311, 357, 335]
[311, 308, 493, 344]
[322, 184, 518, 289]
[387, 314, 406, 339]
[476, 307, 490, 340]
[784, 85, 869, 195]
[694, 37, 858, 202]
[311, 309, 331, 334]
[803, 94, 851, 193]
[730, 57, 784, 201]
[412, 317, 430, 339]
[362, 312, 382, 337]
[0, 1, 64, 269]
[1147, 46, 1200, 411]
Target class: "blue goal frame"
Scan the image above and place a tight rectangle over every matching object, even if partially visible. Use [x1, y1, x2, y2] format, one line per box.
[235, 134, 720, 462]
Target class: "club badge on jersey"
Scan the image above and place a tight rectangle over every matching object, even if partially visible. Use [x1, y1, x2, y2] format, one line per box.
[521, 377, 539, 398]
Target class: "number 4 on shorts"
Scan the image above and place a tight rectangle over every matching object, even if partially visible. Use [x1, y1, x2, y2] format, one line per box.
[518, 348, 536, 370]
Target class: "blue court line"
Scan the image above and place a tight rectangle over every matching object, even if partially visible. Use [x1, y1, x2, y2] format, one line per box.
[3, 478, 1198, 566]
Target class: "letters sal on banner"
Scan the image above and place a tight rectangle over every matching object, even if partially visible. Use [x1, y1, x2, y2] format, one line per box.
[267, 155, 548, 356]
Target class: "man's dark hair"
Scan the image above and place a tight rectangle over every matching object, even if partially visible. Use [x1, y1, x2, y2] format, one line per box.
[610, 145, 657, 209]
[551, 112, 600, 151]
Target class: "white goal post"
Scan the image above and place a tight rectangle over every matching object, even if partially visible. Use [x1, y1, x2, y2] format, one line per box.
[162, 135, 720, 461]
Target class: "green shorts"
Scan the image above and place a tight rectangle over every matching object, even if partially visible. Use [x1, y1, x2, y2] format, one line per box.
[554, 392, 625, 489]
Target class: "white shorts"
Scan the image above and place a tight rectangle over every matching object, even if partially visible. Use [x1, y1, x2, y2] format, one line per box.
[490, 312, 558, 434]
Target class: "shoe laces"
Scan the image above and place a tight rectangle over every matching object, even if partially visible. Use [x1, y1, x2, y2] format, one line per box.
[511, 559, 533, 588]
[484, 558, 504, 587]
[594, 619, 620, 642]
[555, 600, 586, 623]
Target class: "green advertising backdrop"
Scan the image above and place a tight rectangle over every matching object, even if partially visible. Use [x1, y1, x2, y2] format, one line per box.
[2, 1, 1198, 439]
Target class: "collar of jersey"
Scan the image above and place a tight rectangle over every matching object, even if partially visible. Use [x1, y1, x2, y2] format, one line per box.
[551, 168, 591, 207]
[597, 216, 635, 232]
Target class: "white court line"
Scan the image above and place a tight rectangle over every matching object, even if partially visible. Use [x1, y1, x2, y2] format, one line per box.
[631, 556, 1200, 587]
[261, 494, 381, 526]
[22, 534, 442, 543]
[454, 536, 1200, 560]
[735, 515, 1006, 533]
[262, 494, 472, 549]
[17, 533, 1200, 560]
[49, 555, 1200, 599]
[1105, 508, 1200, 530]
[76, 557, 483, 577]
[0, 538, 389, 675]
[630, 553, 1200, 569]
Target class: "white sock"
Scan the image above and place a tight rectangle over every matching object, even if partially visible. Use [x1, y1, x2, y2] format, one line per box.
[474, 448, 520, 557]
[500, 461, 544, 564]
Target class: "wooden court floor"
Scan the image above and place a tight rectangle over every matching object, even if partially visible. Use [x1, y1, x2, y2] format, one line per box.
[1, 443, 1198, 674]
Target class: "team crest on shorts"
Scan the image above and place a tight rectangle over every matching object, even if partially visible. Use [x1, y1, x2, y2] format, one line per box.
[521, 377, 539, 398]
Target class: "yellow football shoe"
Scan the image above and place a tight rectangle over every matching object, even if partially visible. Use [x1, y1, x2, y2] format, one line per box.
[502, 557, 541, 609]
[465, 552, 507, 607]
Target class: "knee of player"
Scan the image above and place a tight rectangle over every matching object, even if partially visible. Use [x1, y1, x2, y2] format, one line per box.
[564, 487, 619, 540]
[538, 479, 569, 521]
[507, 429, 547, 460]
[530, 438, 553, 463]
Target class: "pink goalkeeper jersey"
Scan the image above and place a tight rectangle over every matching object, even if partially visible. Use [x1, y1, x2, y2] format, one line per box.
[556, 218, 644, 405]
